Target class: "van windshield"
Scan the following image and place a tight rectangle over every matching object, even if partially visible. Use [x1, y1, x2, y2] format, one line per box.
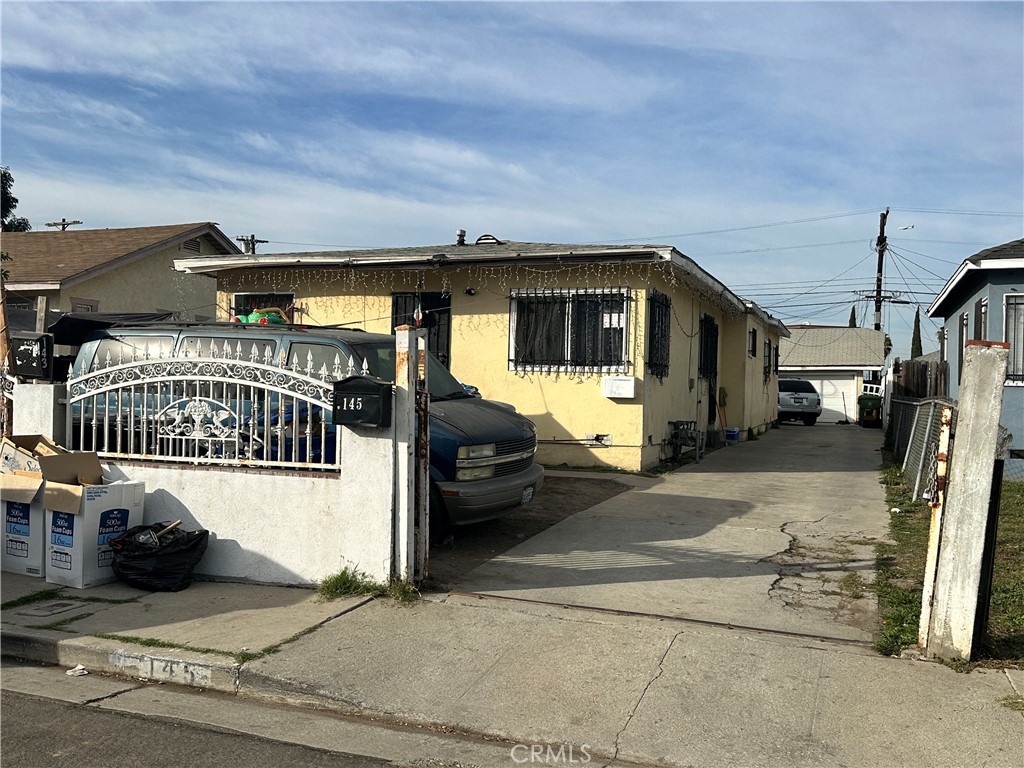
[348, 341, 472, 400]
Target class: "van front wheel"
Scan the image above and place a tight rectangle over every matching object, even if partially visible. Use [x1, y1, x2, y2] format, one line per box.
[428, 485, 452, 544]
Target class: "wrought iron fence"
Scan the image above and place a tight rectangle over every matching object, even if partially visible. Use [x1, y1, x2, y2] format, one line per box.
[64, 345, 368, 471]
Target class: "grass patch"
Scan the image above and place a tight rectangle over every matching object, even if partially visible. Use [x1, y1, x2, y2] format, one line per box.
[998, 694, 1024, 712]
[317, 567, 420, 603]
[872, 467, 1024, 664]
[872, 466, 932, 657]
[1, 588, 65, 611]
[90, 632, 238, 660]
[980, 481, 1024, 662]
[91, 626, 326, 665]
[26, 612, 95, 631]
[838, 572, 867, 600]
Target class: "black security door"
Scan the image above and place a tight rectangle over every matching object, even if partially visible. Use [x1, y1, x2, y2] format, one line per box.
[391, 292, 453, 368]
[699, 314, 720, 427]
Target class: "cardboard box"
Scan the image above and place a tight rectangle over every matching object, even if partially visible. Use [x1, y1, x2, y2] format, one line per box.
[2, 439, 41, 474]
[1, 435, 67, 474]
[39, 452, 145, 590]
[1, 472, 46, 577]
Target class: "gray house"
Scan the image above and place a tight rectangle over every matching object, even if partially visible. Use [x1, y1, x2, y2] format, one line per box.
[927, 238, 1023, 470]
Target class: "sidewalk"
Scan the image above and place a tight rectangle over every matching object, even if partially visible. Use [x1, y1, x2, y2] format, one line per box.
[2, 571, 1022, 767]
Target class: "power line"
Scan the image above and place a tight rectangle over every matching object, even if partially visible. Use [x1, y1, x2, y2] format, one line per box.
[890, 238, 1000, 248]
[886, 245, 951, 281]
[890, 206, 1024, 217]
[700, 238, 867, 256]
[582, 209, 879, 244]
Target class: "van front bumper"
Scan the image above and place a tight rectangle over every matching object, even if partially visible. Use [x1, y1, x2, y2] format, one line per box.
[437, 463, 545, 526]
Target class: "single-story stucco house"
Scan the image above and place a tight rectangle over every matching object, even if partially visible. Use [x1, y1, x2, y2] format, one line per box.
[173, 232, 789, 471]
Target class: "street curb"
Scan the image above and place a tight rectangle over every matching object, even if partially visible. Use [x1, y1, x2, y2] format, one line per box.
[3, 628, 630, 766]
[1, 625, 240, 693]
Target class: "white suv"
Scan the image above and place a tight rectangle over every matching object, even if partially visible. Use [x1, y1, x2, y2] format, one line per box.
[778, 378, 822, 426]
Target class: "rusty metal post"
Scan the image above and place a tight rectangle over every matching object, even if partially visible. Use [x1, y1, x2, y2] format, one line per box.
[414, 334, 430, 581]
[918, 406, 952, 648]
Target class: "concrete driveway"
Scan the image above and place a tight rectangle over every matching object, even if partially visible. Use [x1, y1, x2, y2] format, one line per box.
[456, 424, 889, 642]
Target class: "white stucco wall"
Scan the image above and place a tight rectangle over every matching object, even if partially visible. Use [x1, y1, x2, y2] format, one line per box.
[12, 383, 67, 437]
[103, 424, 395, 585]
[13, 381, 397, 586]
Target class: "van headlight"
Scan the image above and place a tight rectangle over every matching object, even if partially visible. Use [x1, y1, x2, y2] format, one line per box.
[457, 465, 495, 481]
[456, 444, 497, 480]
[458, 444, 495, 459]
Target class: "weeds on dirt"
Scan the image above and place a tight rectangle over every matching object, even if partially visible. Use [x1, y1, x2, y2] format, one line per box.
[872, 466, 932, 657]
[981, 481, 1024, 661]
[317, 568, 420, 603]
[873, 463, 1024, 664]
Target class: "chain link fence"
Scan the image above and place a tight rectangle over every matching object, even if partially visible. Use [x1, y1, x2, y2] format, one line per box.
[889, 396, 1019, 498]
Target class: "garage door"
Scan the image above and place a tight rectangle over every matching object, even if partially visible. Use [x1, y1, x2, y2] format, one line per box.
[800, 375, 858, 423]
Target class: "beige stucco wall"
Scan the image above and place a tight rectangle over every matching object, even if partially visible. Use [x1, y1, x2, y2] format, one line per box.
[217, 263, 760, 471]
[720, 314, 782, 439]
[59, 242, 217, 319]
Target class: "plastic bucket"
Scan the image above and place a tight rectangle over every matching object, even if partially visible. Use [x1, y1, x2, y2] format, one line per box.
[724, 427, 740, 444]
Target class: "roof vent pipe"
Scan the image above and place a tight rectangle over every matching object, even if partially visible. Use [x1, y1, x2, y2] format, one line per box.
[456, 229, 466, 246]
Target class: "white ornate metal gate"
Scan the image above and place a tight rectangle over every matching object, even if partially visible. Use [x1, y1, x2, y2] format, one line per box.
[65, 343, 372, 470]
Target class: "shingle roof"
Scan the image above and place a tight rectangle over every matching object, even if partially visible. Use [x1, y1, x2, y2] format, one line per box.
[966, 238, 1024, 265]
[1, 222, 239, 284]
[779, 326, 886, 368]
[929, 237, 1024, 318]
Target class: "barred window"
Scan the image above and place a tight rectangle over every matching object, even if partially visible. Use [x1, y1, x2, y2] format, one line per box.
[646, 290, 671, 380]
[958, 311, 968, 385]
[748, 328, 758, 357]
[510, 288, 631, 373]
[974, 298, 988, 341]
[232, 293, 294, 319]
[1006, 295, 1024, 382]
[763, 338, 772, 380]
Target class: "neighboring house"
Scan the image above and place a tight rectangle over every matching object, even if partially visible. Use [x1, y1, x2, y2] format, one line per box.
[1, 222, 239, 323]
[779, 325, 886, 423]
[173, 233, 789, 472]
[927, 237, 1024, 469]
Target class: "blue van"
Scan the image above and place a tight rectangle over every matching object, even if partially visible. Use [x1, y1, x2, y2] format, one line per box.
[70, 323, 544, 529]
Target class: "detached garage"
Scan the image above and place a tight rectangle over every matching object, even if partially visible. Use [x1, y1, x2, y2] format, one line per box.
[779, 326, 886, 424]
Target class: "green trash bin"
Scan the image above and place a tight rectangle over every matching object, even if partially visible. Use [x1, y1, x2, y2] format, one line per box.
[857, 393, 882, 428]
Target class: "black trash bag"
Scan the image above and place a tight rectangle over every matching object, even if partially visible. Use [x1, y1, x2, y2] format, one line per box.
[109, 523, 209, 592]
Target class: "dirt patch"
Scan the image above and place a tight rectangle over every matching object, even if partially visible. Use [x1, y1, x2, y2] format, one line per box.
[425, 475, 629, 589]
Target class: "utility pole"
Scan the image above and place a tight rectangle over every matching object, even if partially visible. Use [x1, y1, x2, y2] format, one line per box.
[873, 208, 889, 331]
[235, 234, 268, 254]
[45, 218, 83, 231]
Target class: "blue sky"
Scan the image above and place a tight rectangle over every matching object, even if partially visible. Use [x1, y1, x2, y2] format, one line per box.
[2, 1, 1022, 358]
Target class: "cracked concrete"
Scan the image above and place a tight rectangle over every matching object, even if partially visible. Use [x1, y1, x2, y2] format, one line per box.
[607, 631, 682, 766]
[457, 424, 888, 641]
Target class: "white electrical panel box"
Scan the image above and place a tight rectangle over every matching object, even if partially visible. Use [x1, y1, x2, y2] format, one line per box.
[601, 376, 636, 399]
